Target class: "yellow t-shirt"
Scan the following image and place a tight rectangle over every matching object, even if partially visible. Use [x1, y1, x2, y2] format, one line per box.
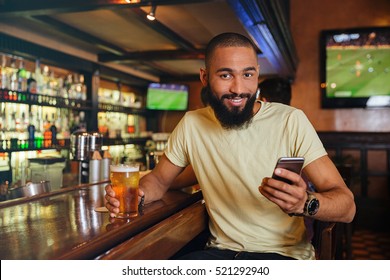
[165, 101, 327, 260]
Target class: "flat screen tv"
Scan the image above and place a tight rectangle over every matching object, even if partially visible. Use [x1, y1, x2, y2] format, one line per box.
[320, 27, 390, 108]
[146, 83, 189, 111]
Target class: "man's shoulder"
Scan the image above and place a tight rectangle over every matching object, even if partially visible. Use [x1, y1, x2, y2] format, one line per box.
[186, 106, 211, 114]
[261, 101, 303, 117]
[184, 106, 213, 120]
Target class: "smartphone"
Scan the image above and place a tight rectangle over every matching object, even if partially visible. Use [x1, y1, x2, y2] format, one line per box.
[272, 157, 305, 184]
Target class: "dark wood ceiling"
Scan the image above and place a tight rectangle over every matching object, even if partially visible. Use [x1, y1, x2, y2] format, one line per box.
[0, 0, 298, 85]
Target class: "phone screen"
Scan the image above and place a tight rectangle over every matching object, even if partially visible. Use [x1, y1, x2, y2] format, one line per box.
[272, 157, 304, 184]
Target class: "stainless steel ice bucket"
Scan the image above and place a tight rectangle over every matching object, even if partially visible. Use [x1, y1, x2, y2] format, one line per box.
[70, 131, 90, 161]
[8, 181, 51, 199]
[70, 131, 103, 160]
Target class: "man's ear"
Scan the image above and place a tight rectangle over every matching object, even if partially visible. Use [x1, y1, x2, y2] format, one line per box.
[200, 68, 208, 86]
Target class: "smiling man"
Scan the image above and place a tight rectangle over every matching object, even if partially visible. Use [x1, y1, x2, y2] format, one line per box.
[201, 38, 260, 129]
[105, 33, 355, 260]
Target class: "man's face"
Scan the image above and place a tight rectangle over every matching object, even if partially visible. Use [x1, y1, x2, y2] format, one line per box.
[201, 46, 260, 129]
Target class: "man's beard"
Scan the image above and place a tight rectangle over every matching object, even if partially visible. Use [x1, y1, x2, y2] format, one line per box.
[205, 85, 257, 130]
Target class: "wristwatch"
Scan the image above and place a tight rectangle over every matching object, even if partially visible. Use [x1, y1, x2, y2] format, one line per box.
[289, 191, 320, 217]
[303, 191, 320, 216]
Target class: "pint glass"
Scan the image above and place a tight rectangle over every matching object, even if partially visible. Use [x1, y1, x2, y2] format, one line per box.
[110, 164, 140, 218]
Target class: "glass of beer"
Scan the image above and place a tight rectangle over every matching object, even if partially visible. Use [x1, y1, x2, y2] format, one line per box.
[110, 164, 140, 218]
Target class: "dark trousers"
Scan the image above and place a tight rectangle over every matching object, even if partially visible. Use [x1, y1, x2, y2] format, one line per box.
[177, 248, 296, 260]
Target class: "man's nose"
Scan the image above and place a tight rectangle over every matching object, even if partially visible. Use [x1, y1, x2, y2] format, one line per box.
[229, 77, 246, 94]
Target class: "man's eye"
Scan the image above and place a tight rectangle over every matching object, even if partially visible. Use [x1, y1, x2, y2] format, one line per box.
[220, 73, 231, 79]
[244, 73, 254, 78]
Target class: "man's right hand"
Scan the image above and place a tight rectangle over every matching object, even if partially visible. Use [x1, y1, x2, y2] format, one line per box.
[104, 184, 146, 218]
[105, 184, 120, 218]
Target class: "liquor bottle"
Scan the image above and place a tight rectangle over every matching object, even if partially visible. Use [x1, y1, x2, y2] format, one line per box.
[0, 103, 5, 150]
[34, 59, 44, 94]
[65, 74, 73, 99]
[27, 76, 37, 94]
[9, 112, 16, 132]
[127, 114, 135, 134]
[27, 111, 35, 149]
[73, 74, 81, 100]
[43, 123, 52, 148]
[50, 122, 57, 146]
[0, 129, 6, 150]
[54, 110, 62, 134]
[50, 112, 57, 145]
[0, 54, 7, 90]
[0, 103, 4, 133]
[78, 111, 87, 131]
[98, 112, 108, 137]
[49, 71, 58, 96]
[43, 113, 49, 131]
[60, 109, 70, 139]
[43, 113, 52, 147]
[42, 65, 50, 95]
[79, 74, 87, 100]
[14, 109, 21, 133]
[17, 60, 27, 92]
[57, 76, 64, 98]
[9, 58, 18, 91]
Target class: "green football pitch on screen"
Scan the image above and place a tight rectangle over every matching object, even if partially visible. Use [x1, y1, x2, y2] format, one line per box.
[147, 89, 188, 110]
[326, 47, 390, 98]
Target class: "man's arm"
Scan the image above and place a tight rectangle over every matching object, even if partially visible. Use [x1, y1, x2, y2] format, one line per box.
[169, 165, 198, 190]
[139, 154, 184, 203]
[259, 155, 356, 223]
[303, 155, 355, 222]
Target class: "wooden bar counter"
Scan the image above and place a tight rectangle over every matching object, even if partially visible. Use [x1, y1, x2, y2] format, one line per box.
[0, 182, 205, 260]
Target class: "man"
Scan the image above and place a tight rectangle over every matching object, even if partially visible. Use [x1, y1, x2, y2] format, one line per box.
[105, 32, 355, 260]
[171, 77, 293, 189]
[258, 77, 292, 105]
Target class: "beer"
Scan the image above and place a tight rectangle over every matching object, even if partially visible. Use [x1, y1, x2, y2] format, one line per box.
[110, 164, 140, 218]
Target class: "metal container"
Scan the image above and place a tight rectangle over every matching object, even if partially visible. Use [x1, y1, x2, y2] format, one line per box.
[88, 132, 103, 152]
[70, 131, 90, 161]
[70, 131, 103, 161]
[28, 157, 66, 190]
[89, 159, 101, 183]
[100, 157, 111, 181]
[7, 181, 51, 200]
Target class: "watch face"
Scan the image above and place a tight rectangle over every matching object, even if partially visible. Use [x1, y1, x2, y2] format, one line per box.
[307, 198, 319, 215]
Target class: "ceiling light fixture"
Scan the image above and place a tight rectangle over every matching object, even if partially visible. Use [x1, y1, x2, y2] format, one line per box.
[147, 5, 157, 21]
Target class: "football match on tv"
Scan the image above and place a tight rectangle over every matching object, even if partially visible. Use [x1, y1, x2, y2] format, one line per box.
[146, 83, 189, 111]
[325, 30, 390, 99]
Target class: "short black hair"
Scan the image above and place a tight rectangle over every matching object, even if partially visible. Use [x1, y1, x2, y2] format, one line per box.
[259, 77, 292, 105]
[205, 32, 257, 69]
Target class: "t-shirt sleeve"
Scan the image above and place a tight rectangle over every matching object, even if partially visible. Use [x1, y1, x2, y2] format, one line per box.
[164, 114, 190, 168]
[288, 109, 328, 167]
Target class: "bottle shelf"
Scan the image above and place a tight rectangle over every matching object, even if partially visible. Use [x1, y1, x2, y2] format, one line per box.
[103, 137, 151, 146]
[0, 89, 92, 110]
[0, 138, 70, 153]
[0, 137, 152, 152]
[98, 102, 148, 115]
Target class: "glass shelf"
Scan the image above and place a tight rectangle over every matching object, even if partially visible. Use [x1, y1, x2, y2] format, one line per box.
[102, 137, 151, 146]
[98, 102, 148, 115]
[0, 89, 92, 110]
[0, 137, 152, 153]
[0, 138, 70, 153]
